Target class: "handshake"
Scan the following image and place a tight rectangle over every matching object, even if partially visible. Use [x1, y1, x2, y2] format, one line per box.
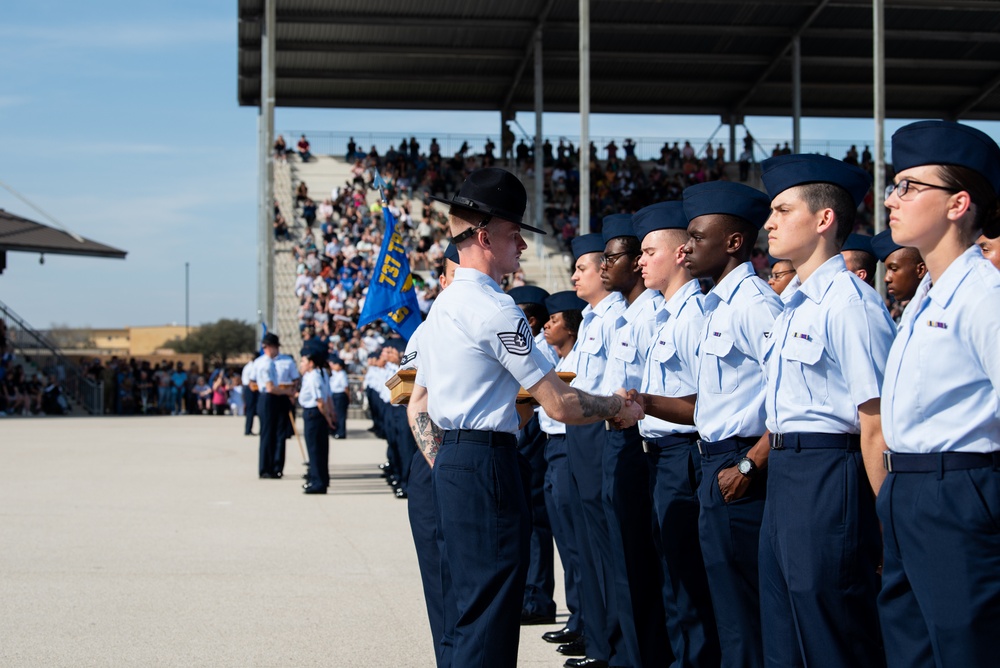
[610, 389, 645, 430]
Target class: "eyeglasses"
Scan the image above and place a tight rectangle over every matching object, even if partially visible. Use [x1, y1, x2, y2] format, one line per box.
[768, 269, 796, 281]
[884, 178, 959, 202]
[600, 250, 632, 267]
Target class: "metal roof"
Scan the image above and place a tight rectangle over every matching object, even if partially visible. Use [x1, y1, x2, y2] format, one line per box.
[0, 209, 127, 261]
[237, 0, 1000, 121]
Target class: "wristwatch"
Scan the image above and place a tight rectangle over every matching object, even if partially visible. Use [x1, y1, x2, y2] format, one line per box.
[736, 456, 757, 478]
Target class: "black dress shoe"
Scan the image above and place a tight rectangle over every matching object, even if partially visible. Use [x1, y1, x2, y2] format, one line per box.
[520, 610, 557, 625]
[303, 486, 327, 494]
[543, 627, 580, 644]
[259, 473, 278, 479]
[564, 659, 608, 668]
[557, 638, 587, 656]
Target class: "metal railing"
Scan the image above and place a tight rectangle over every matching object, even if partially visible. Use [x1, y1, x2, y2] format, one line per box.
[281, 129, 887, 167]
[0, 297, 103, 415]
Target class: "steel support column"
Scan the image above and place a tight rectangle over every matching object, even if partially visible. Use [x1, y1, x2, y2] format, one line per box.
[873, 0, 887, 295]
[792, 35, 802, 152]
[257, 0, 276, 337]
[534, 27, 545, 259]
[579, 0, 590, 235]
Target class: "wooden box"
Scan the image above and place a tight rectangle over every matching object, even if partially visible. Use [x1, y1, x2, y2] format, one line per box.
[386, 368, 418, 405]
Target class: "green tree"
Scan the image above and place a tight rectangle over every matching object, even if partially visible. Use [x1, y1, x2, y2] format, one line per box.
[164, 318, 256, 365]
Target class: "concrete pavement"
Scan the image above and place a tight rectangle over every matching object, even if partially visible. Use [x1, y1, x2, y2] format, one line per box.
[0, 414, 572, 667]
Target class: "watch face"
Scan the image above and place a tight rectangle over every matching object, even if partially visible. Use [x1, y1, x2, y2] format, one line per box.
[738, 458, 752, 475]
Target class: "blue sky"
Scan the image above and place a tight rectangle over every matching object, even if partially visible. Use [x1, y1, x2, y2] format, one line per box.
[2, 1, 998, 329]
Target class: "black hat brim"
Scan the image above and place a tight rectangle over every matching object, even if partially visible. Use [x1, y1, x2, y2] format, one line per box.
[429, 194, 547, 236]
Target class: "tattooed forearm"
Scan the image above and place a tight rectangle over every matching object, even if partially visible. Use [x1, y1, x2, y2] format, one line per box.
[576, 390, 623, 419]
[412, 411, 444, 466]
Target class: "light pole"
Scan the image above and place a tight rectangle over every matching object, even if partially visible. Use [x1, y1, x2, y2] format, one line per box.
[185, 262, 190, 336]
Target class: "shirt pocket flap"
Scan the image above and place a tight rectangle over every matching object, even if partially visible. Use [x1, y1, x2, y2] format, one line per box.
[613, 339, 637, 363]
[651, 340, 678, 363]
[780, 336, 824, 366]
[702, 334, 735, 358]
[579, 329, 604, 355]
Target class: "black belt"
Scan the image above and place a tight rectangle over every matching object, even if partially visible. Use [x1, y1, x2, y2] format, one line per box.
[547, 433, 567, 441]
[883, 451, 1000, 473]
[442, 429, 517, 448]
[644, 433, 699, 451]
[697, 435, 759, 456]
[770, 432, 860, 452]
[303, 406, 320, 413]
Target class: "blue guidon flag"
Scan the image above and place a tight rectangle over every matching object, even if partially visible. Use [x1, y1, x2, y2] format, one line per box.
[357, 204, 422, 340]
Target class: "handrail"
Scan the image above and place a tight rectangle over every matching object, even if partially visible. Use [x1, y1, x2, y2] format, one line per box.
[0, 297, 103, 415]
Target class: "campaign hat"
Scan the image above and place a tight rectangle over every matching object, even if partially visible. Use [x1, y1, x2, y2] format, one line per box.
[261, 333, 281, 347]
[761, 153, 872, 207]
[430, 167, 545, 234]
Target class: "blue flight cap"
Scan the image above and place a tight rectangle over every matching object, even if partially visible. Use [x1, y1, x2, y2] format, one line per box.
[571, 233, 606, 260]
[769, 255, 789, 266]
[892, 120, 1000, 194]
[383, 338, 407, 353]
[841, 233, 875, 257]
[601, 213, 636, 243]
[508, 285, 550, 307]
[545, 290, 587, 315]
[443, 243, 460, 264]
[870, 229, 905, 263]
[682, 181, 771, 229]
[632, 201, 688, 243]
[300, 340, 328, 364]
[761, 153, 872, 207]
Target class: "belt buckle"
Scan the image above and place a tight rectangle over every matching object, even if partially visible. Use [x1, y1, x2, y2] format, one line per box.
[771, 433, 784, 450]
[883, 451, 893, 472]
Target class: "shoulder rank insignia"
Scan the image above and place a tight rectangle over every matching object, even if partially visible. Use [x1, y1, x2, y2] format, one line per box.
[498, 319, 533, 355]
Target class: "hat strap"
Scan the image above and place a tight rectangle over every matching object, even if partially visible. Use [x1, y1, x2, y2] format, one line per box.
[449, 216, 492, 245]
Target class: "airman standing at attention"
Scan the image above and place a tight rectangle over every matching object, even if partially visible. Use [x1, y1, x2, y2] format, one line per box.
[878, 120, 1000, 668]
[632, 200, 720, 668]
[758, 153, 894, 668]
[870, 228, 926, 318]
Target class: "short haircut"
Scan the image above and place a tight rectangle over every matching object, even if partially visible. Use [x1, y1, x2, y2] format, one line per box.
[519, 302, 550, 328]
[937, 164, 1000, 239]
[798, 183, 857, 244]
[842, 249, 877, 286]
[609, 235, 642, 258]
[717, 214, 759, 259]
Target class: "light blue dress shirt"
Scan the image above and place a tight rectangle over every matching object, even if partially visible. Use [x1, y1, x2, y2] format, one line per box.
[328, 369, 349, 394]
[764, 255, 894, 434]
[599, 288, 665, 395]
[694, 262, 783, 442]
[253, 354, 277, 393]
[538, 355, 570, 436]
[569, 291, 627, 394]
[415, 268, 554, 433]
[299, 368, 330, 409]
[882, 245, 1000, 454]
[640, 279, 706, 439]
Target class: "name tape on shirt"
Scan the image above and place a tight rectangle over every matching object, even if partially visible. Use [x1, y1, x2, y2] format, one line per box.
[497, 320, 533, 356]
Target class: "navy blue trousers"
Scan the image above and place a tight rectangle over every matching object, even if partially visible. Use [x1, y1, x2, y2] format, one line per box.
[697, 437, 767, 668]
[646, 434, 719, 668]
[544, 433, 583, 635]
[517, 414, 556, 618]
[243, 387, 258, 434]
[566, 421, 626, 665]
[332, 391, 348, 438]
[302, 407, 329, 490]
[366, 388, 385, 439]
[257, 393, 281, 477]
[603, 426, 670, 668]
[391, 406, 416, 492]
[760, 440, 883, 668]
[877, 464, 1000, 668]
[274, 395, 292, 474]
[433, 431, 529, 668]
[407, 450, 450, 667]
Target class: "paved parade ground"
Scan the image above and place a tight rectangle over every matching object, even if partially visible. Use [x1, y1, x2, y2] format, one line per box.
[0, 415, 569, 667]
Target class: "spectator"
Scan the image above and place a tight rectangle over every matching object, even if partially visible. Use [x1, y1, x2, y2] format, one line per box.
[273, 135, 287, 161]
[297, 134, 312, 162]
